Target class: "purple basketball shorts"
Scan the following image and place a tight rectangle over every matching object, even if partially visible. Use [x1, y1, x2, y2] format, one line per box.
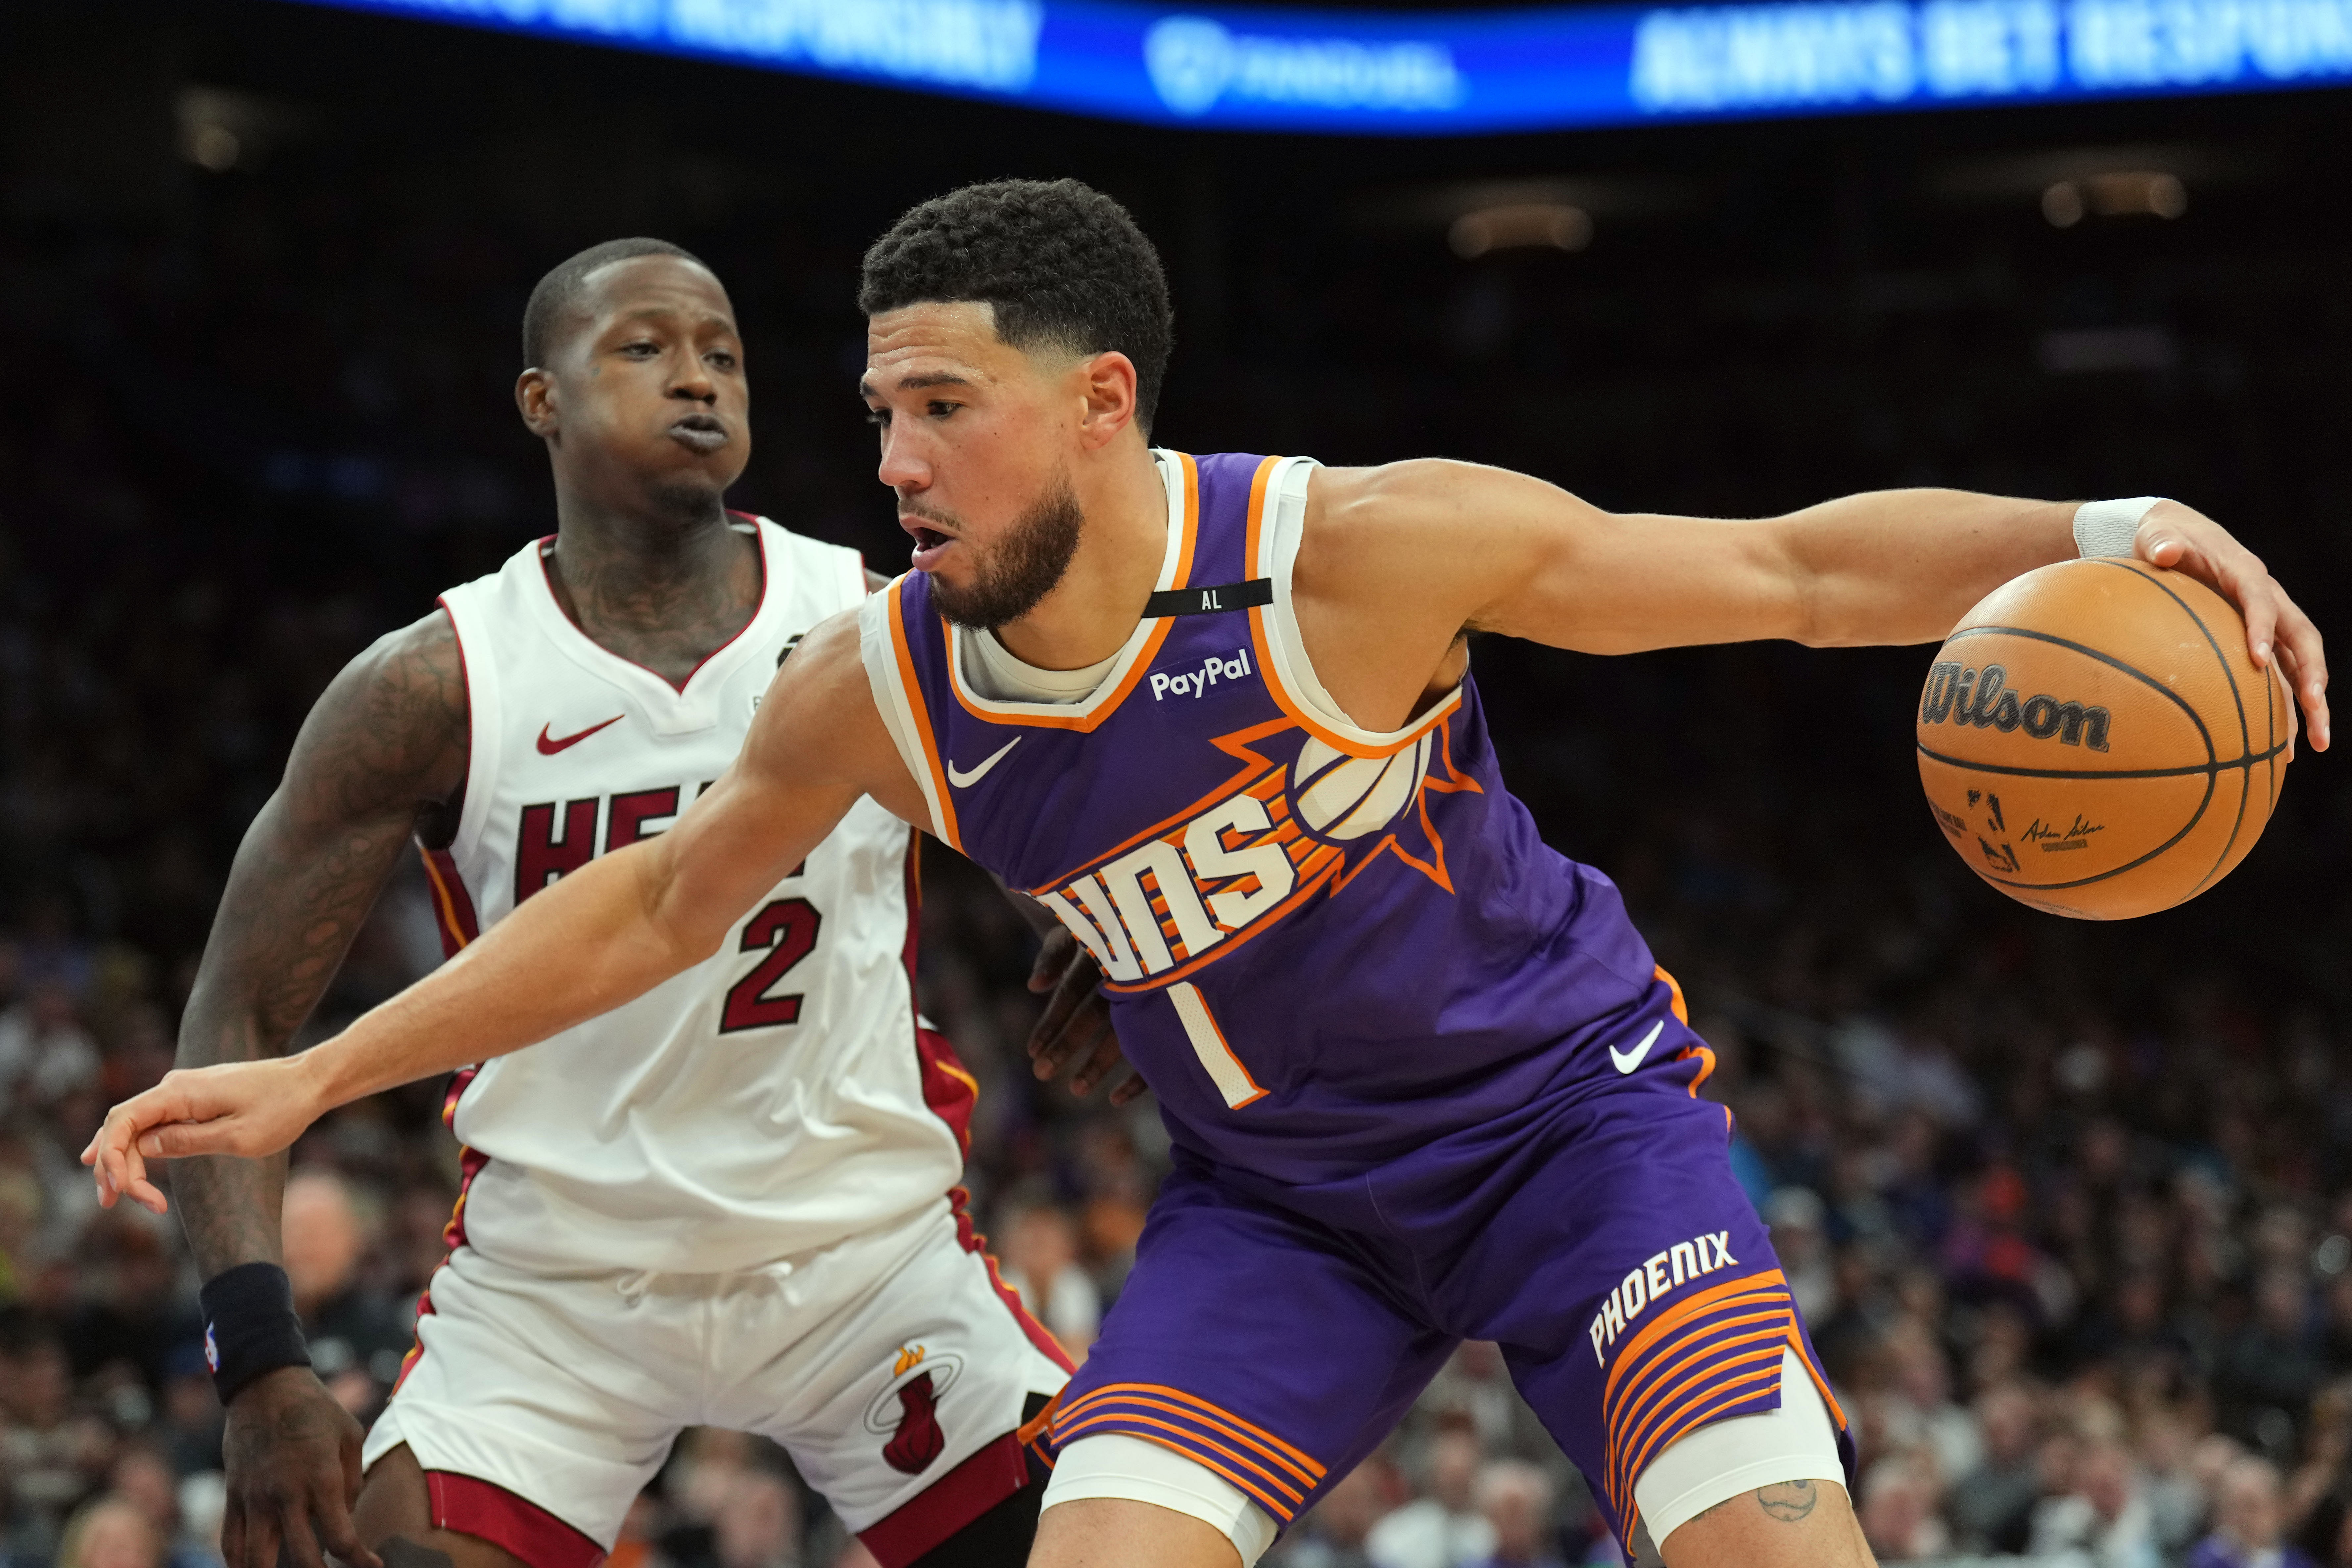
[1023, 1044, 1854, 1550]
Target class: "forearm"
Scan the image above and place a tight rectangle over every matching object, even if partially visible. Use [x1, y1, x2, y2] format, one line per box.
[170, 797, 420, 1275]
[292, 839, 713, 1116]
[1776, 489, 2077, 646]
[171, 1011, 291, 1272]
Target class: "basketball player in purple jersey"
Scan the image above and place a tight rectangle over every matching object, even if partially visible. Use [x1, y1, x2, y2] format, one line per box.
[134, 239, 1125, 1568]
[91, 182, 2327, 1568]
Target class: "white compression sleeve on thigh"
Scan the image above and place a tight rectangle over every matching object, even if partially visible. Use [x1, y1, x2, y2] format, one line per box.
[1632, 1347, 1847, 1548]
[2073, 496, 2163, 557]
[1043, 1433, 1280, 1566]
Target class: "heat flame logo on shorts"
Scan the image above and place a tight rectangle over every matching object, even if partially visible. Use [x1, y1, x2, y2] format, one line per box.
[867, 1345, 965, 1475]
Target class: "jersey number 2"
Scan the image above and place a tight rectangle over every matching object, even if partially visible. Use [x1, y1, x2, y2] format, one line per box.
[720, 898, 822, 1033]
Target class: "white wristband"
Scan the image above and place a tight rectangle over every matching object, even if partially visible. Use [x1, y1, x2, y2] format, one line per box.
[2073, 497, 2163, 558]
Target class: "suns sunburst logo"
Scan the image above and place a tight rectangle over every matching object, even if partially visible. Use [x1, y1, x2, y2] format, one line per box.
[1035, 718, 1478, 993]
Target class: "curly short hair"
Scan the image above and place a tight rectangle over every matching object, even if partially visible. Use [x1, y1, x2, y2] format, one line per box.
[523, 237, 708, 368]
[859, 179, 1174, 435]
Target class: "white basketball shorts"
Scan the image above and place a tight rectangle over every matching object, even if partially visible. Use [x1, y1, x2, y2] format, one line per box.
[363, 1196, 1071, 1568]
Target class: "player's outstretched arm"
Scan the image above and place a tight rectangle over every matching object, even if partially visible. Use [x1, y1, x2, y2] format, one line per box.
[1304, 462, 2327, 750]
[85, 609, 909, 1208]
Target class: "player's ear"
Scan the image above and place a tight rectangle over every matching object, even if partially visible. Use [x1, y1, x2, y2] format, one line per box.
[1074, 351, 1138, 452]
[517, 367, 559, 440]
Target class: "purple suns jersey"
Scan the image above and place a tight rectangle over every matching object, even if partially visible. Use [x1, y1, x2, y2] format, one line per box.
[860, 451, 1695, 1191]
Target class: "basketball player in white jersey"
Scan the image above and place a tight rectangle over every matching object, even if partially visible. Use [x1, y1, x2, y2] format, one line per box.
[151, 240, 1119, 1568]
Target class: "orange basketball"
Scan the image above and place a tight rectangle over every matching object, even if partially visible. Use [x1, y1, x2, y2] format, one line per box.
[1916, 558, 2290, 919]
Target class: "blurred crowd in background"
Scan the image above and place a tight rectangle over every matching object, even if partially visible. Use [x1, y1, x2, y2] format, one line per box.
[5, 6, 2352, 1567]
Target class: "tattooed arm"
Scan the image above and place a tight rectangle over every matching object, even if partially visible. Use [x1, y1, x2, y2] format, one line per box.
[175, 608, 467, 1568]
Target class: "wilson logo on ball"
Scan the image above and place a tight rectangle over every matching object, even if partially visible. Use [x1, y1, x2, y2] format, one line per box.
[1919, 662, 2111, 751]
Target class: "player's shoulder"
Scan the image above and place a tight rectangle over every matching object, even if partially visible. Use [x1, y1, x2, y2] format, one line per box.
[1303, 457, 1492, 527]
[348, 606, 466, 720]
[294, 605, 468, 789]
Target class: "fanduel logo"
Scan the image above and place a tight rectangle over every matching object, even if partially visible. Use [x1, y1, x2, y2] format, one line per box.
[1151, 647, 1252, 702]
[1920, 662, 2111, 750]
[1587, 1230, 1741, 1364]
[1143, 16, 1464, 118]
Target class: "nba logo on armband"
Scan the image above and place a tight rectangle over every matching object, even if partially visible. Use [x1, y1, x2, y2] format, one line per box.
[1587, 1231, 1739, 1364]
[203, 1324, 219, 1373]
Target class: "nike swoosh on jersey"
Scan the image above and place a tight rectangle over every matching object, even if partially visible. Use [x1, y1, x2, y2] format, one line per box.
[946, 736, 1021, 788]
[1609, 1019, 1667, 1075]
[537, 715, 626, 755]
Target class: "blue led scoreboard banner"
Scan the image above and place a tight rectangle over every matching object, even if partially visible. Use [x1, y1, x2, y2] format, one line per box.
[285, 0, 2352, 133]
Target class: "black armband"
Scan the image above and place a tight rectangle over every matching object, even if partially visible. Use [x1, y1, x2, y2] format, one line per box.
[199, 1261, 312, 1405]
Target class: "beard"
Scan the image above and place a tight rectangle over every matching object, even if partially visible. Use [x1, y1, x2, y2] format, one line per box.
[924, 470, 1085, 631]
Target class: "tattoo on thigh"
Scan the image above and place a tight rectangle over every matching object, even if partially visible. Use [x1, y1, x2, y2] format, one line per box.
[378, 1537, 457, 1568]
[1756, 1481, 1818, 1523]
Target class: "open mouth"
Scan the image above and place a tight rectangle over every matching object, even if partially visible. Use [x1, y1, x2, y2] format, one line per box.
[902, 519, 957, 571]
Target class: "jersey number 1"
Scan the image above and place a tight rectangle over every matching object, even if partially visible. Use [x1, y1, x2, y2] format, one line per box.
[720, 898, 822, 1032]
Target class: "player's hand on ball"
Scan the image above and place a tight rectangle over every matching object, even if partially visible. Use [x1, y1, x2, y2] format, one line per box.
[2138, 500, 2329, 753]
[1027, 926, 1145, 1106]
[81, 1058, 325, 1212]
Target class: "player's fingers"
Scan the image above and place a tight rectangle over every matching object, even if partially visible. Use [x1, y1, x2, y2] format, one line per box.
[278, 1501, 330, 1568]
[219, 1497, 248, 1568]
[1069, 1026, 1126, 1097]
[1037, 1010, 1109, 1084]
[1027, 953, 1105, 1069]
[2239, 585, 2280, 671]
[314, 1473, 378, 1568]
[1033, 1005, 1106, 1081]
[127, 1174, 171, 1215]
[2274, 599, 2330, 751]
[1108, 1070, 1148, 1108]
[98, 1129, 144, 1213]
[239, 1504, 280, 1568]
[141, 1118, 247, 1160]
[1027, 927, 1076, 992]
[1027, 994, 1085, 1074]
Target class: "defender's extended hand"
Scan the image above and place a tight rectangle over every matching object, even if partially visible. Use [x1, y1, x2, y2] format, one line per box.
[81, 1057, 325, 1213]
[220, 1366, 378, 1568]
[2139, 500, 2330, 753]
[1027, 926, 1145, 1106]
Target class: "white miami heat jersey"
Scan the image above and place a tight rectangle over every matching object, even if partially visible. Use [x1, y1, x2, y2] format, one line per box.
[423, 518, 973, 1276]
